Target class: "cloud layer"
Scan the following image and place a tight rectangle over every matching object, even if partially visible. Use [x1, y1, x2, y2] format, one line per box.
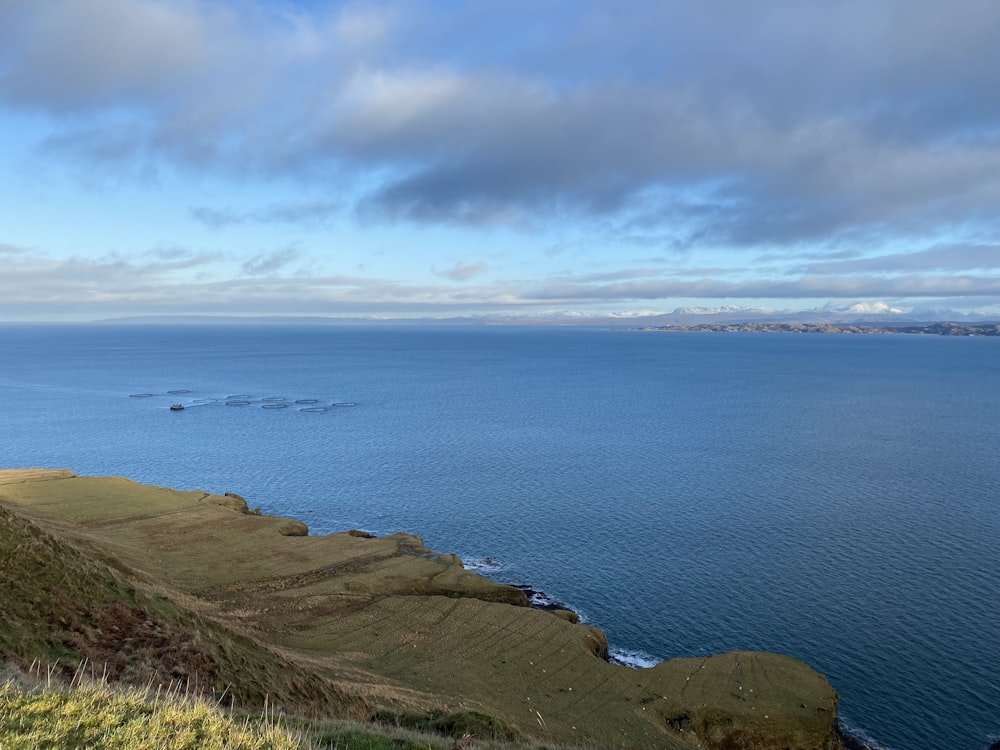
[2, 243, 997, 319]
[2, 0, 999, 317]
[5, 0, 1000, 241]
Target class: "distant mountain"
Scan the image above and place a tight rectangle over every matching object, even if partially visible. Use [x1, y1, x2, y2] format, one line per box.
[531, 302, 998, 327]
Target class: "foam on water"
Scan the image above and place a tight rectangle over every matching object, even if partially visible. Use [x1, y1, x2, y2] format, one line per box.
[608, 647, 662, 669]
[462, 557, 504, 574]
[839, 719, 899, 750]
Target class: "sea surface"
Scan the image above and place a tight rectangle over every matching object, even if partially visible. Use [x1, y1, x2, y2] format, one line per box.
[1, 324, 997, 750]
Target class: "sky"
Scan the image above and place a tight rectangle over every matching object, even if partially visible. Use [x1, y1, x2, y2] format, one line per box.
[2, 0, 1000, 321]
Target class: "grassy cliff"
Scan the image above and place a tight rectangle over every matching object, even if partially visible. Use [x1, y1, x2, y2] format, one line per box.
[0, 469, 845, 749]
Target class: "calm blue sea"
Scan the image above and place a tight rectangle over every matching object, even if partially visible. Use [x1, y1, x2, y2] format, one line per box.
[1, 324, 997, 750]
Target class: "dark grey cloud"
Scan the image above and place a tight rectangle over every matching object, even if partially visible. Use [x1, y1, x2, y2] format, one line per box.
[0, 0, 223, 111]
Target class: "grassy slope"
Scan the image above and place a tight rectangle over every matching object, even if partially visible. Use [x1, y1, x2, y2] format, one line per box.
[0, 469, 844, 750]
[0, 681, 304, 750]
[0, 498, 371, 720]
[0, 675, 472, 750]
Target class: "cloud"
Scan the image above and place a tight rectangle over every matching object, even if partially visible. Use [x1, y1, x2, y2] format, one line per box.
[438, 261, 488, 282]
[145, 245, 217, 264]
[191, 200, 341, 228]
[796, 244, 1000, 275]
[524, 274, 1000, 303]
[3, 0, 1000, 256]
[0, 247, 511, 316]
[0, 0, 221, 111]
[0, 248, 219, 304]
[241, 246, 301, 277]
[2, 242, 998, 321]
[0, 242, 28, 255]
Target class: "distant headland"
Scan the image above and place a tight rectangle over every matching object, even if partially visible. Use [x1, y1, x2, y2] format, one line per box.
[641, 321, 1000, 336]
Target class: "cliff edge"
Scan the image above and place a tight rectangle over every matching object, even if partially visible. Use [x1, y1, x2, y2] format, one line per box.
[0, 469, 845, 749]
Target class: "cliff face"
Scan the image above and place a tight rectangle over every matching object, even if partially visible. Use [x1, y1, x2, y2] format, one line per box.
[0, 469, 844, 749]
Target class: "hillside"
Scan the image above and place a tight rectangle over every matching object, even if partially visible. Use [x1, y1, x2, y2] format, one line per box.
[0, 469, 846, 749]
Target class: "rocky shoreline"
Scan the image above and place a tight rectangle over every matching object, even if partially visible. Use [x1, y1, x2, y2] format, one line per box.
[502, 581, 877, 748]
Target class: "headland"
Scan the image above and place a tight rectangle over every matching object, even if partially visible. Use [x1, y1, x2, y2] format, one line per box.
[0, 468, 852, 749]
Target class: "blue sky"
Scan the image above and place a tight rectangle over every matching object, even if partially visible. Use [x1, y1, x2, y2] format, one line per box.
[2, 0, 1000, 321]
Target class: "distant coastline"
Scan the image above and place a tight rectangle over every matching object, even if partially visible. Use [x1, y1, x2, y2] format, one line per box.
[641, 321, 1000, 336]
[5, 310, 995, 329]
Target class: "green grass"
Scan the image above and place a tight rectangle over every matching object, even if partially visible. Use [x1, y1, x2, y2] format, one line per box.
[0, 502, 371, 720]
[0, 671, 538, 750]
[0, 680, 304, 750]
[371, 710, 519, 741]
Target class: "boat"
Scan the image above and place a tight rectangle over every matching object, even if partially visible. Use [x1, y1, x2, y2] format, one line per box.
[169, 403, 185, 411]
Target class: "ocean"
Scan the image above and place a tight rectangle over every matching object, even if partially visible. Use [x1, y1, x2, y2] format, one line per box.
[1, 323, 997, 750]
